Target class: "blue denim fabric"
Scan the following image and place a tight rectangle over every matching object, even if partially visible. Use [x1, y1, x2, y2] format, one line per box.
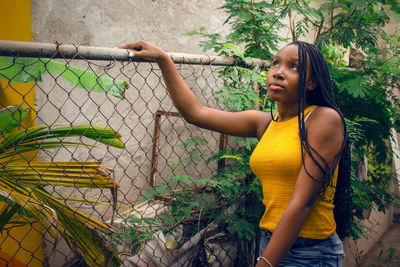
[259, 229, 345, 267]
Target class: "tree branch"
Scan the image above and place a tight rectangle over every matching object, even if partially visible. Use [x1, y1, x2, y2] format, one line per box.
[326, 7, 358, 34]
[314, 19, 325, 44]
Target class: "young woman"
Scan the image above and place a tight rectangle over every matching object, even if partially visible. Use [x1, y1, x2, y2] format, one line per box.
[119, 40, 353, 266]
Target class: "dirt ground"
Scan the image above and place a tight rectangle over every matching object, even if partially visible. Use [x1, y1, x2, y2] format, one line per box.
[358, 223, 400, 267]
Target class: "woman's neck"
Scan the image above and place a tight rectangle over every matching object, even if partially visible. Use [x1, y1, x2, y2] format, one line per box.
[276, 103, 310, 122]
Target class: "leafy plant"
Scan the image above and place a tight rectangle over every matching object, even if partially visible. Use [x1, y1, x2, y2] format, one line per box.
[109, 215, 157, 256]
[184, 0, 400, 243]
[321, 43, 348, 67]
[0, 105, 124, 266]
[140, 134, 263, 267]
[0, 56, 128, 99]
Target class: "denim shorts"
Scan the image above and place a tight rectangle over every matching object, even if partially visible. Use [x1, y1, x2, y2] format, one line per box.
[259, 229, 345, 267]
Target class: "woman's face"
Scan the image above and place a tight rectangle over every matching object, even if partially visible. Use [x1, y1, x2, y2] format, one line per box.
[267, 44, 311, 105]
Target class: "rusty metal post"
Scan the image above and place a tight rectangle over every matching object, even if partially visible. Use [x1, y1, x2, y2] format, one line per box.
[150, 110, 182, 187]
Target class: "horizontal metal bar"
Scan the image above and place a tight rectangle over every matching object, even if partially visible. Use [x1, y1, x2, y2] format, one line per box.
[0, 40, 269, 68]
[155, 110, 181, 117]
[167, 52, 270, 68]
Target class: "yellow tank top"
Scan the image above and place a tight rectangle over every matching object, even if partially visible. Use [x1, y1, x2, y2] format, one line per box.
[249, 105, 338, 239]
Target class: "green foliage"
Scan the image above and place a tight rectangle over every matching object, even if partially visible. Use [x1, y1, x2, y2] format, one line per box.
[219, 0, 288, 59]
[186, 27, 225, 54]
[141, 136, 263, 243]
[0, 105, 123, 266]
[321, 43, 348, 67]
[329, 42, 400, 164]
[0, 56, 128, 99]
[387, 247, 395, 262]
[187, 0, 288, 60]
[351, 151, 398, 237]
[215, 66, 266, 112]
[110, 216, 156, 256]
[224, 212, 256, 240]
[184, 0, 400, 243]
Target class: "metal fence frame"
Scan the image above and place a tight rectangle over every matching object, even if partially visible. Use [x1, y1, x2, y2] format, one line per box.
[0, 40, 269, 67]
[0, 40, 269, 267]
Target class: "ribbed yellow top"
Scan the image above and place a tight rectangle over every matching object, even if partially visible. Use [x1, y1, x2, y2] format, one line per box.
[250, 105, 337, 239]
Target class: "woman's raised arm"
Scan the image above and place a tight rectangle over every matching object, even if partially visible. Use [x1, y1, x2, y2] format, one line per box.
[119, 40, 270, 139]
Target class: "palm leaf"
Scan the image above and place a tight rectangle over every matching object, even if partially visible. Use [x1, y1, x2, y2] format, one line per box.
[0, 194, 23, 231]
[0, 142, 91, 161]
[0, 178, 59, 237]
[33, 189, 121, 266]
[0, 106, 123, 265]
[0, 124, 124, 156]
[1, 161, 117, 232]
[1, 173, 121, 266]
[0, 105, 29, 136]
[4, 162, 118, 188]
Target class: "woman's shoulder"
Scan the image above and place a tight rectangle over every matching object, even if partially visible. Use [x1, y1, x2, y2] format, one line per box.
[307, 106, 343, 134]
[306, 106, 345, 154]
[311, 106, 341, 122]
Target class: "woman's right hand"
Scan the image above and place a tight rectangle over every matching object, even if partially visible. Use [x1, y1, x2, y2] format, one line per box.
[118, 40, 169, 63]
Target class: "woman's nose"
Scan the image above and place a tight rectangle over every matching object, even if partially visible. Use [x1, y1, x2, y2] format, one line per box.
[273, 69, 284, 80]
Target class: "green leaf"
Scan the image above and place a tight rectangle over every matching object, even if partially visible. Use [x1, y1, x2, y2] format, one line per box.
[0, 105, 29, 136]
[0, 56, 127, 99]
[0, 124, 124, 155]
[341, 76, 371, 98]
[0, 194, 23, 232]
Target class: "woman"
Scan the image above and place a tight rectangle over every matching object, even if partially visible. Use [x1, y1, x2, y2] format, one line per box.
[119, 40, 352, 266]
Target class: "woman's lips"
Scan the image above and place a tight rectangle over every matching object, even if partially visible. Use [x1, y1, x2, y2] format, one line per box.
[269, 83, 284, 90]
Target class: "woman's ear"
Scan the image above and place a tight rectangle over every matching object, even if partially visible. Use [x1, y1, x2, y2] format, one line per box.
[306, 78, 317, 91]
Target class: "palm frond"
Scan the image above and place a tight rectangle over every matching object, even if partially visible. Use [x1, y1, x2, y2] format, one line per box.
[4, 161, 118, 188]
[0, 106, 123, 265]
[0, 124, 124, 155]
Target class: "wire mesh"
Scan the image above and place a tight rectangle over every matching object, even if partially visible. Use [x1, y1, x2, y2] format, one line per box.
[0, 41, 267, 267]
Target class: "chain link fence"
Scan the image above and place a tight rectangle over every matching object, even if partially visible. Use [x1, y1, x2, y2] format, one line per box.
[0, 40, 268, 267]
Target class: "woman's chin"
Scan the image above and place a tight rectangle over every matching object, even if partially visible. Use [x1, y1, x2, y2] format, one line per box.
[267, 94, 281, 102]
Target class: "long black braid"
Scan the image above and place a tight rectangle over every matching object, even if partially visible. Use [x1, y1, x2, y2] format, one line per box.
[291, 41, 354, 239]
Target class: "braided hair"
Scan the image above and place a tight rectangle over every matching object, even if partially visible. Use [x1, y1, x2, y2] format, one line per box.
[290, 41, 353, 239]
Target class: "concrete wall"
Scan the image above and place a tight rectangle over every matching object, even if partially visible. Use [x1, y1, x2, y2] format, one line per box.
[31, 0, 231, 264]
[344, 208, 395, 266]
[31, 0, 230, 204]
[32, 0, 230, 53]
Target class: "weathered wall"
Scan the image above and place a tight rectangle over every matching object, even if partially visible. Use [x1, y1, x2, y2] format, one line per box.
[32, 0, 230, 53]
[31, 1, 230, 265]
[31, 0, 230, 200]
[31, 0, 230, 201]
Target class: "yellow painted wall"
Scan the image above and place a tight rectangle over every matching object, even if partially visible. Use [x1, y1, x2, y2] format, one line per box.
[0, 211, 45, 267]
[0, 1, 44, 267]
[0, 0, 37, 130]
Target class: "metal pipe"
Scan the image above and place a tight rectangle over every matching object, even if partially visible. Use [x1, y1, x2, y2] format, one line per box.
[0, 40, 270, 68]
[150, 112, 162, 188]
[150, 110, 181, 187]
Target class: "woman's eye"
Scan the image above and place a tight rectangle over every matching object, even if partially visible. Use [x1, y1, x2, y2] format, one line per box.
[272, 61, 279, 67]
[291, 65, 298, 71]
